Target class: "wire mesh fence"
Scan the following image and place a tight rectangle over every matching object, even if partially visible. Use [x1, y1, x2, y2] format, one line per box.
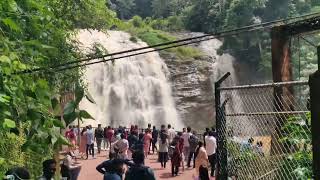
[216, 80, 312, 180]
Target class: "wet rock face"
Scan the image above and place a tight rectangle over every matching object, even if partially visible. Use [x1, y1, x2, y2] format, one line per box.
[161, 51, 216, 131]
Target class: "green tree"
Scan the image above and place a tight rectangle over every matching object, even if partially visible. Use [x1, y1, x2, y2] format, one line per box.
[0, 0, 116, 177]
[109, 0, 136, 19]
[152, 0, 171, 18]
[184, 0, 226, 32]
[134, 0, 153, 18]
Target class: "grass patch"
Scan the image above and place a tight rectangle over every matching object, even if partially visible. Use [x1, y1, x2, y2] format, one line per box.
[117, 19, 202, 59]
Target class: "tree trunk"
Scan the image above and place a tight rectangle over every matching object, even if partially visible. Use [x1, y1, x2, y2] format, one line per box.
[271, 26, 294, 155]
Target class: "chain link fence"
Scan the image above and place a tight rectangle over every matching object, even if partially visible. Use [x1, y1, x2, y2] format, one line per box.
[216, 79, 312, 180]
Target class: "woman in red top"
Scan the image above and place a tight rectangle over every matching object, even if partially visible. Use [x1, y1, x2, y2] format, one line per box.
[106, 127, 115, 147]
[68, 129, 76, 146]
[171, 132, 184, 177]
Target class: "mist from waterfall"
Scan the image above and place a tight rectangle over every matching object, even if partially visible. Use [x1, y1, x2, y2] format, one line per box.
[194, 33, 254, 136]
[77, 30, 182, 129]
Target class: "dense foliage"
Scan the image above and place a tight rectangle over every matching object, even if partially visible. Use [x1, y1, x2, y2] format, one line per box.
[279, 113, 312, 179]
[0, 0, 115, 177]
[110, 0, 320, 79]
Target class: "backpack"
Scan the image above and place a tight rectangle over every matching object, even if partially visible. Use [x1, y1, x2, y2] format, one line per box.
[168, 145, 175, 158]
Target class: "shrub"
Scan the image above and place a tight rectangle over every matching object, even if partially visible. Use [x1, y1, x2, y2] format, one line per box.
[129, 36, 138, 43]
[130, 16, 145, 28]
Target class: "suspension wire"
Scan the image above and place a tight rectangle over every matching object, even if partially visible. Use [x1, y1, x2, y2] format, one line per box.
[47, 36, 219, 73]
[24, 25, 275, 74]
[15, 12, 320, 75]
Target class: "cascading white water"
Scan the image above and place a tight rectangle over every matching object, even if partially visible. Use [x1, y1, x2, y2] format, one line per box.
[77, 30, 182, 129]
[194, 33, 254, 136]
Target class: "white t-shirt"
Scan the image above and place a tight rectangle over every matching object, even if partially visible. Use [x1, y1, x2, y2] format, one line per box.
[182, 132, 192, 147]
[168, 128, 176, 143]
[205, 136, 217, 156]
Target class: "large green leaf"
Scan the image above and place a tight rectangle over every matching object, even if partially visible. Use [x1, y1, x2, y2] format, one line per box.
[36, 129, 49, 139]
[58, 135, 70, 146]
[63, 101, 76, 115]
[3, 118, 16, 129]
[63, 111, 77, 126]
[52, 119, 64, 128]
[85, 89, 96, 104]
[0, 157, 4, 165]
[0, 55, 11, 63]
[0, 93, 11, 103]
[79, 110, 95, 120]
[75, 85, 84, 105]
[23, 40, 56, 50]
[51, 134, 58, 145]
[1, 18, 21, 32]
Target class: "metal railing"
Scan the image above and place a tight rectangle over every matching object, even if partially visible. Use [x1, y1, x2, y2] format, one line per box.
[216, 74, 312, 180]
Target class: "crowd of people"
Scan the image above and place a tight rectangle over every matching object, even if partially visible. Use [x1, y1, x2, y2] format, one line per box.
[87, 123, 218, 180]
[3, 123, 218, 180]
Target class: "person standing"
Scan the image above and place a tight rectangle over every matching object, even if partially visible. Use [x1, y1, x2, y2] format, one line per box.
[158, 134, 169, 168]
[143, 129, 152, 158]
[125, 151, 156, 180]
[79, 127, 87, 159]
[133, 125, 139, 135]
[167, 124, 176, 144]
[182, 127, 192, 162]
[147, 124, 152, 154]
[203, 128, 210, 147]
[103, 126, 108, 150]
[188, 130, 199, 168]
[195, 141, 210, 180]
[205, 131, 217, 177]
[114, 134, 129, 159]
[95, 124, 104, 154]
[109, 134, 121, 160]
[151, 126, 159, 154]
[65, 125, 72, 138]
[171, 133, 183, 177]
[128, 131, 139, 150]
[73, 125, 79, 145]
[39, 159, 56, 180]
[86, 125, 95, 159]
[68, 128, 76, 148]
[106, 127, 114, 150]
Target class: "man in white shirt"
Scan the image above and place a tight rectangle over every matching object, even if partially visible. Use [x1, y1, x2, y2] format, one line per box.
[182, 127, 192, 162]
[167, 124, 176, 144]
[86, 125, 95, 159]
[205, 131, 217, 177]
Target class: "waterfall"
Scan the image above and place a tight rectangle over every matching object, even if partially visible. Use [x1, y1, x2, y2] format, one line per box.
[77, 30, 182, 129]
[193, 33, 254, 136]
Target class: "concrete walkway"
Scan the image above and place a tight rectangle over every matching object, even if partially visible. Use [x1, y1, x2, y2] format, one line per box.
[78, 151, 215, 180]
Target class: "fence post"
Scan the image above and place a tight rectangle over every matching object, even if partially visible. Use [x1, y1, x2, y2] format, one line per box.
[309, 47, 320, 180]
[215, 72, 230, 180]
